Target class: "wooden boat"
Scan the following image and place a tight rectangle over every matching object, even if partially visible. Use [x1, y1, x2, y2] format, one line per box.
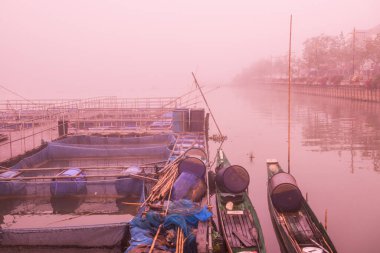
[215, 149, 266, 253]
[266, 159, 337, 253]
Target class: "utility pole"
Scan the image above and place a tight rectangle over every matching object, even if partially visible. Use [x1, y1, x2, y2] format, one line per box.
[352, 28, 356, 77]
[351, 28, 366, 78]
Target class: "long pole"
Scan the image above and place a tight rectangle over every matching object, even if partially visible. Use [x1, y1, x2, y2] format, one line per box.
[191, 73, 216, 252]
[288, 14, 292, 173]
[191, 72, 223, 138]
[352, 27, 356, 76]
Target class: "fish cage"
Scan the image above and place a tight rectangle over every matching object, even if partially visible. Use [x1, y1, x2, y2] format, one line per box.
[0, 94, 209, 250]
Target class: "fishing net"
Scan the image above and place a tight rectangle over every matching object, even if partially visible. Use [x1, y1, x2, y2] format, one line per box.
[126, 200, 211, 253]
[0, 134, 175, 218]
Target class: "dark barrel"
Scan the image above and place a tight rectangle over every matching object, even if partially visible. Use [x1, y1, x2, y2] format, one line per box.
[268, 172, 303, 212]
[216, 165, 250, 193]
[184, 148, 207, 162]
[115, 166, 144, 197]
[171, 172, 206, 202]
[0, 171, 26, 196]
[178, 157, 206, 179]
[189, 109, 205, 132]
[50, 168, 87, 197]
[172, 109, 189, 132]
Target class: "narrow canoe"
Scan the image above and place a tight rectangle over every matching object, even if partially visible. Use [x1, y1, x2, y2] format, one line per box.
[266, 159, 337, 253]
[215, 149, 266, 253]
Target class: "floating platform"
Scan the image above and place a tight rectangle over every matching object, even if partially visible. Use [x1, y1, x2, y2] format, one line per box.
[0, 97, 210, 251]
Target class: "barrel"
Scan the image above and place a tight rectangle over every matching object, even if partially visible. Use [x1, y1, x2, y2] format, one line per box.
[0, 171, 26, 196]
[178, 157, 206, 179]
[215, 165, 250, 193]
[268, 172, 303, 212]
[184, 148, 207, 162]
[189, 109, 205, 132]
[171, 172, 206, 202]
[50, 168, 87, 197]
[115, 166, 144, 197]
[172, 109, 189, 132]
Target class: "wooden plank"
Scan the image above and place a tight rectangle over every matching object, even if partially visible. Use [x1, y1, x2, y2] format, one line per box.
[233, 215, 245, 240]
[238, 214, 249, 239]
[226, 212, 241, 247]
[196, 197, 209, 253]
[242, 209, 260, 247]
[232, 230, 253, 247]
[221, 210, 238, 247]
[234, 214, 254, 247]
[221, 210, 236, 247]
[224, 212, 236, 247]
[242, 214, 254, 242]
[196, 220, 208, 253]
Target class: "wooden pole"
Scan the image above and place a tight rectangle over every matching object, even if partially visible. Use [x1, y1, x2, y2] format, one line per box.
[191, 72, 223, 139]
[288, 14, 293, 173]
[0, 162, 166, 172]
[352, 27, 356, 76]
[0, 173, 158, 182]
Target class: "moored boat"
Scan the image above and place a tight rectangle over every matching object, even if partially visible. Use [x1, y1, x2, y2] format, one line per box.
[266, 159, 337, 253]
[215, 149, 266, 253]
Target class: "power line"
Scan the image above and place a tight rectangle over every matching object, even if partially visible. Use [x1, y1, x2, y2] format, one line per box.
[0, 84, 36, 104]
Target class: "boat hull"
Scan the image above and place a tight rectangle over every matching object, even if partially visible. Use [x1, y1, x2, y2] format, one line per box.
[266, 160, 337, 253]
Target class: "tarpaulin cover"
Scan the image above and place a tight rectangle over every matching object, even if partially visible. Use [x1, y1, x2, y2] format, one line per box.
[0, 222, 128, 247]
[171, 172, 206, 202]
[0, 171, 26, 196]
[54, 134, 175, 145]
[126, 200, 212, 253]
[9, 134, 174, 170]
[50, 168, 87, 197]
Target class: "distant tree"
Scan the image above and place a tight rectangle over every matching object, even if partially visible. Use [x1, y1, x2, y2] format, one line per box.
[302, 34, 349, 78]
[364, 34, 380, 73]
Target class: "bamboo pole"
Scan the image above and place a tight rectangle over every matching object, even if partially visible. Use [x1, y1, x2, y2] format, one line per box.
[0, 173, 158, 182]
[148, 159, 178, 253]
[279, 212, 302, 252]
[0, 165, 163, 173]
[287, 14, 292, 174]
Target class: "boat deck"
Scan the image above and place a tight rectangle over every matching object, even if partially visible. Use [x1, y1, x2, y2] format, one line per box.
[221, 209, 258, 248]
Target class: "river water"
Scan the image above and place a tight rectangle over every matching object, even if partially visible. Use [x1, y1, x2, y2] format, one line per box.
[208, 84, 380, 253]
[2, 84, 380, 253]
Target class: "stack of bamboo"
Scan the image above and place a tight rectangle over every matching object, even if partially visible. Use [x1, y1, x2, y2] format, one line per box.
[146, 159, 180, 203]
[175, 227, 184, 253]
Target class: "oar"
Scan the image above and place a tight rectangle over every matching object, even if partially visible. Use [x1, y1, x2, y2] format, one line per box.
[250, 227, 262, 253]
[310, 238, 331, 253]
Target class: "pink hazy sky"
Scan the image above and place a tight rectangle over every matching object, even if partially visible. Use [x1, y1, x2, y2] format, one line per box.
[0, 0, 379, 99]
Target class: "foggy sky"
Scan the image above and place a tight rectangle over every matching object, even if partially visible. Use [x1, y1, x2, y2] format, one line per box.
[0, 0, 379, 99]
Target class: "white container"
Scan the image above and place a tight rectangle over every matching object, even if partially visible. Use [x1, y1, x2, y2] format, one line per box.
[302, 247, 323, 253]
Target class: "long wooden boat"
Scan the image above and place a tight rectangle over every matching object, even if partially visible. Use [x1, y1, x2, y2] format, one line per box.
[215, 149, 266, 253]
[266, 159, 337, 253]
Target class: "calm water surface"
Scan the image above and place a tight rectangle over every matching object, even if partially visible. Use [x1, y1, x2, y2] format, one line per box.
[3, 84, 380, 253]
[208, 84, 380, 253]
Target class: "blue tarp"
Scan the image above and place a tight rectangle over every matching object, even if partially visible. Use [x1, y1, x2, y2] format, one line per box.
[126, 200, 212, 253]
[50, 168, 87, 197]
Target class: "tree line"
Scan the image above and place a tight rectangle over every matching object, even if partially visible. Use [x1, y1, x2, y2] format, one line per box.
[235, 31, 380, 88]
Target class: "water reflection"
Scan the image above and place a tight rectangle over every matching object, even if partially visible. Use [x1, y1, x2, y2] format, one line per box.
[50, 195, 86, 214]
[294, 94, 380, 173]
[207, 84, 380, 253]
